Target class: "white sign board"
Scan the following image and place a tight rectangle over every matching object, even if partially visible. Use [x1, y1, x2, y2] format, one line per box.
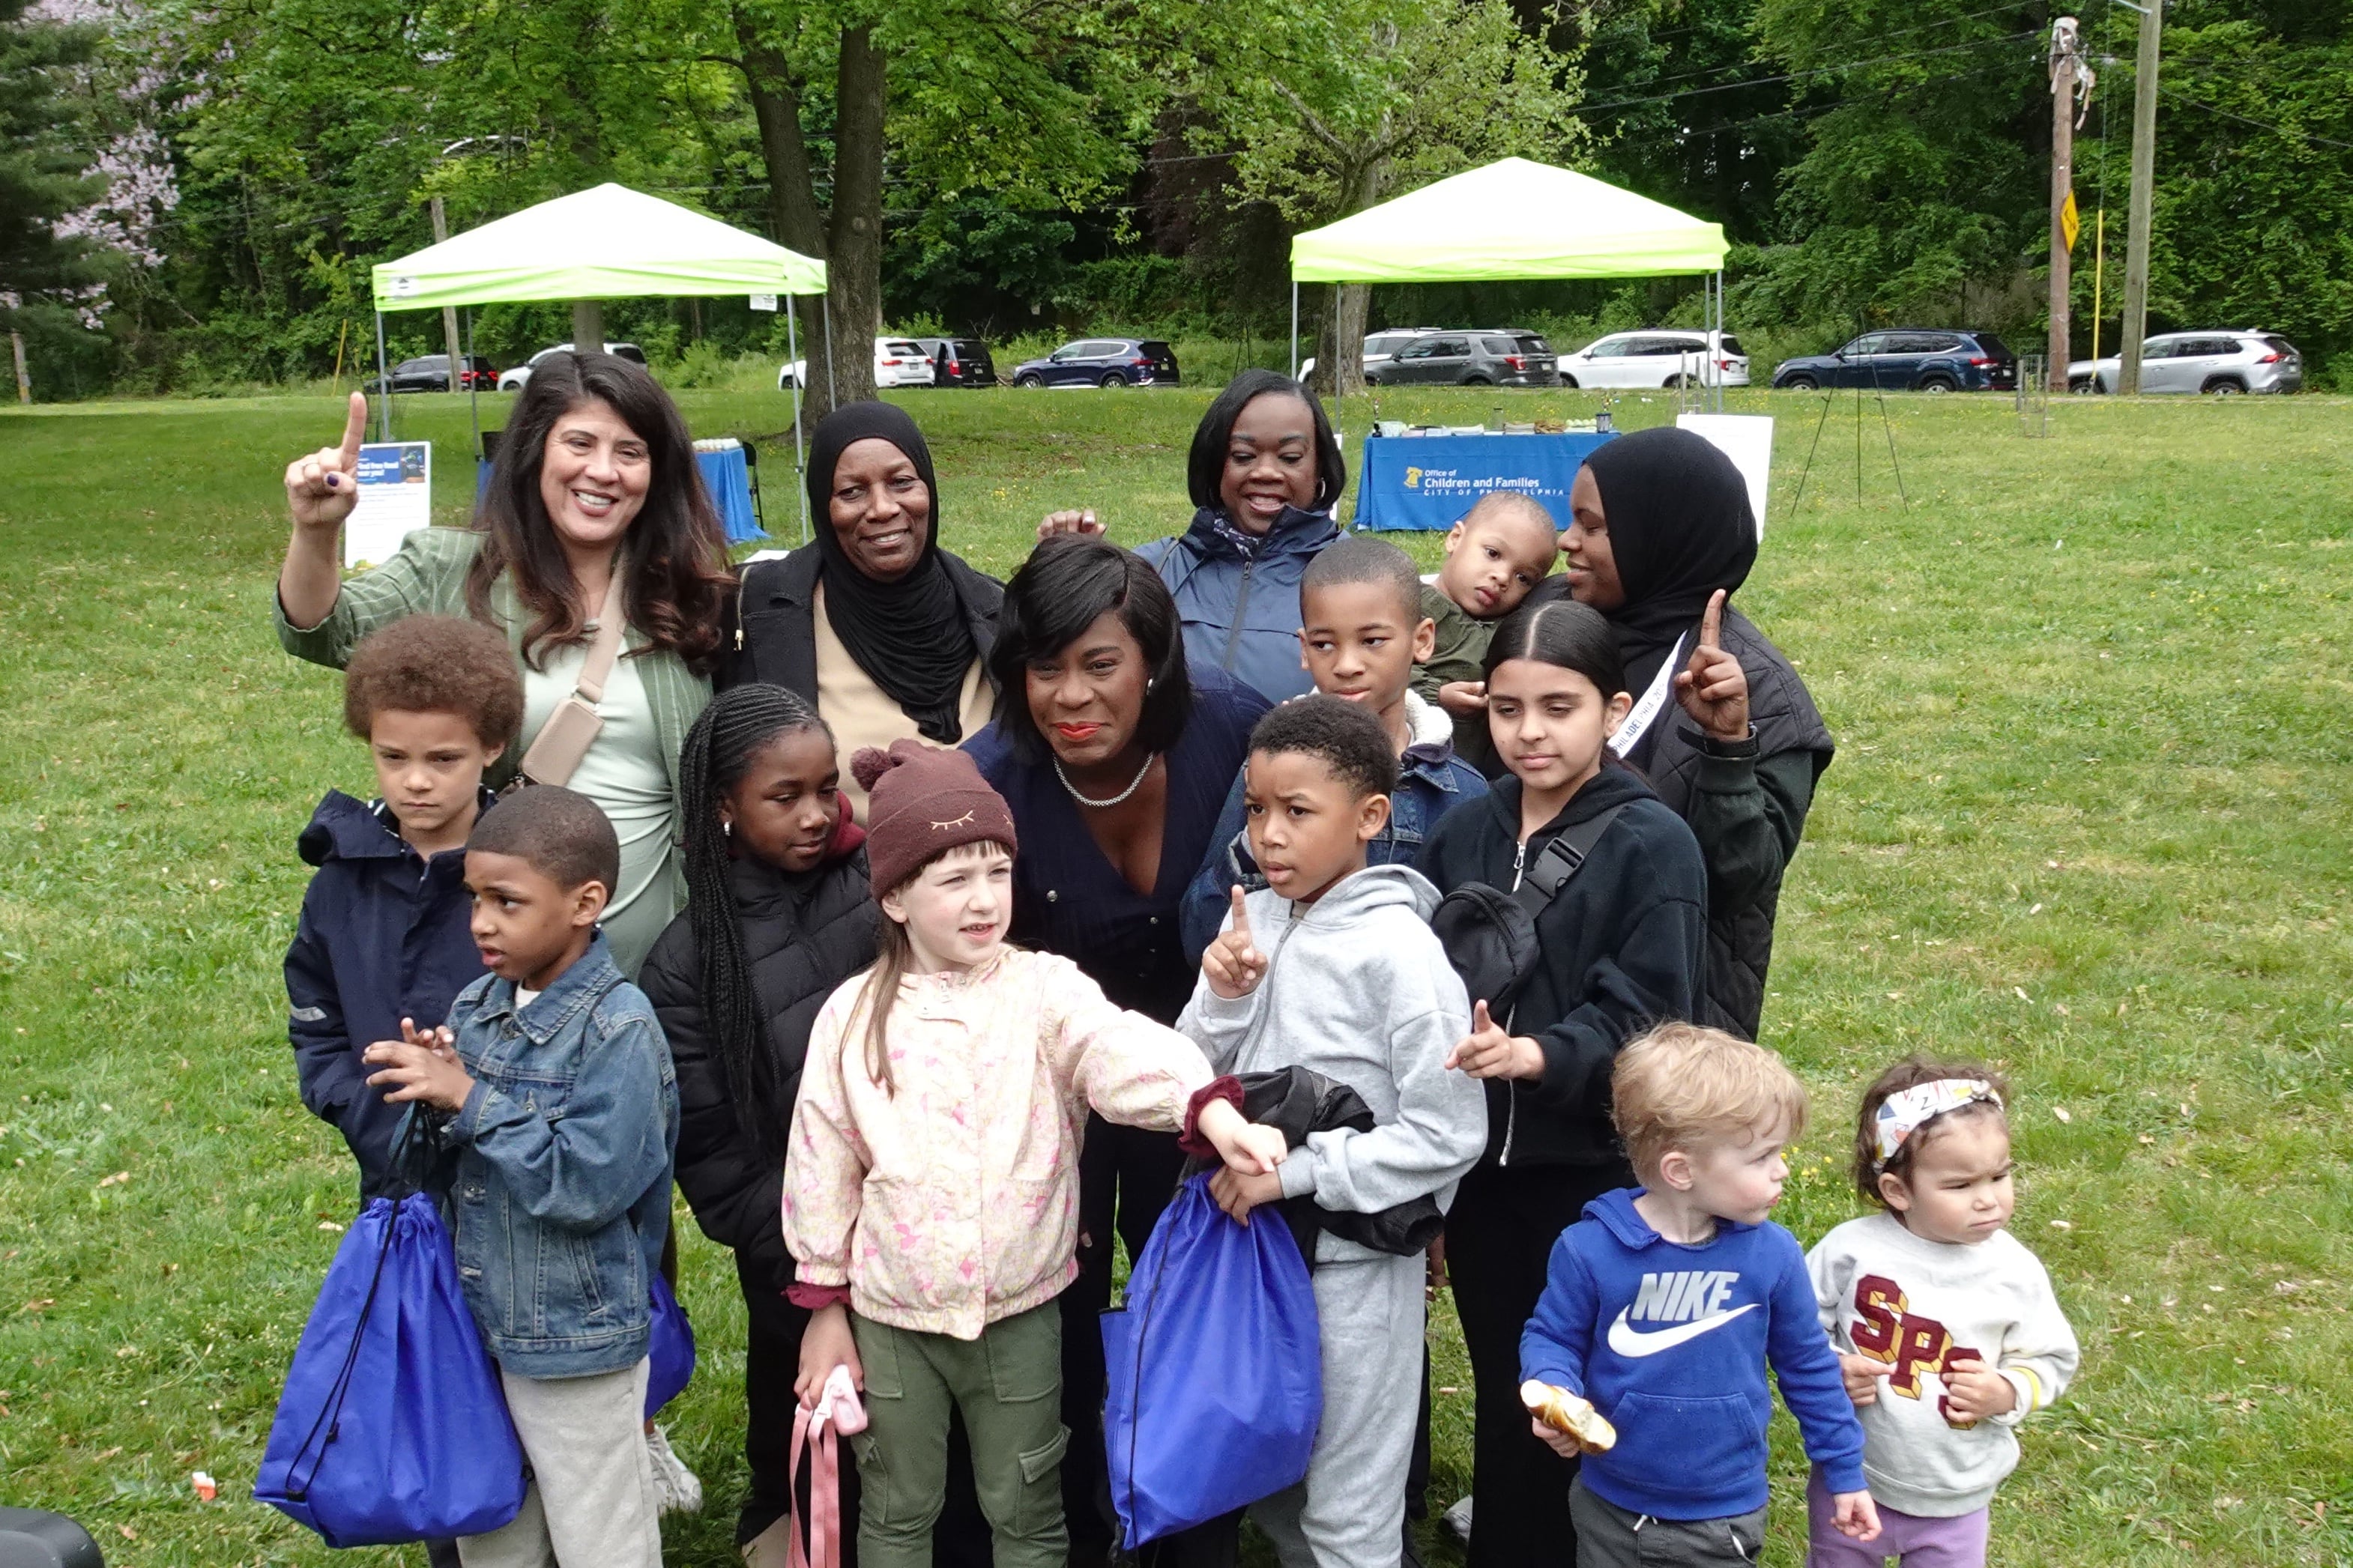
[1674, 414, 1773, 539]
[748, 293, 779, 312]
[345, 441, 432, 569]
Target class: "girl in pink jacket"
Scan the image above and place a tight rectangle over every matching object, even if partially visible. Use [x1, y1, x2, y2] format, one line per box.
[784, 741, 1282, 1568]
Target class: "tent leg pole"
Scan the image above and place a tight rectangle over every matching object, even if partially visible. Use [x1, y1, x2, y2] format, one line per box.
[788, 297, 809, 545]
[1289, 282, 1299, 381]
[465, 309, 481, 463]
[374, 311, 390, 441]
[823, 294, 837, 408]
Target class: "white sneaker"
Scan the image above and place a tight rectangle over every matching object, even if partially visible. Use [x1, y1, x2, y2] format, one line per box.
[1442, 1496, 1473, 1546]
[646, 1423, 704, 1516]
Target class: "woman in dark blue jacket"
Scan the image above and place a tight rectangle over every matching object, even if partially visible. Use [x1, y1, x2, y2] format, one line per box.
[963, 534, 1269, 1564]
[1035, 369, 1344, 703]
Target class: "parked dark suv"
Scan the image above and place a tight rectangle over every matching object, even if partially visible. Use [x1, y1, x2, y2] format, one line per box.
[1009, 338, 1179, 388]
[1372, 330, 1559, 387]
[1773, 330, 2015, 393]
[371, 354, 498, 394]
[915, 337, 998, 387]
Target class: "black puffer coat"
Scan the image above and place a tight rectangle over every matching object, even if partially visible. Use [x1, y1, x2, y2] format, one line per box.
[640, 850, 878, 1292]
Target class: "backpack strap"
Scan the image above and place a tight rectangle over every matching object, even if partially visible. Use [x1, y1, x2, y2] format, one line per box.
[1513, 805, 1628, 915]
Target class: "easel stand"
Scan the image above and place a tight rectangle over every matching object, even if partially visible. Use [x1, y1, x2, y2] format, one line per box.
[1787, 378, 1908, 518]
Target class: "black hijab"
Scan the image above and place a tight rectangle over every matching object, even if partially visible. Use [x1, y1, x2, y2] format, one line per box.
[804, 402, 978, 744]
[1580, 426, 1758, 696]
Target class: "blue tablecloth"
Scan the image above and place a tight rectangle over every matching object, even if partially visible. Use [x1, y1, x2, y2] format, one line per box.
[1353, 432, 1613, 531]
[475, 445, 764, 543]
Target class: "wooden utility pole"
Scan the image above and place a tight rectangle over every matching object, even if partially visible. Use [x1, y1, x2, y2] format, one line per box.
[2118, 0, 2163, 395]
[430, 197, 465, 391]
[2047, 19, 2083, 393]
[573, 300, 605, 357]
[11, 329, 30, 403]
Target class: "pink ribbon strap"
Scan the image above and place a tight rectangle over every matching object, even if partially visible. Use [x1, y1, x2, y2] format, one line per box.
[786, 1403, 840, 1568]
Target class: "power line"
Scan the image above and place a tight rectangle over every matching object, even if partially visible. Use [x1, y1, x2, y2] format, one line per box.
[1568, 29, 2039, 119]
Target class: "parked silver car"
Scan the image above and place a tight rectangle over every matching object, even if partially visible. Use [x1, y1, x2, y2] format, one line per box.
[2068, 331, 2303, 395]
[1300, 328, 1438, 383]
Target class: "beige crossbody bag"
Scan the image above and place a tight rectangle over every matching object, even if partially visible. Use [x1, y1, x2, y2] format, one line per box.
[513, 572, 626, 790]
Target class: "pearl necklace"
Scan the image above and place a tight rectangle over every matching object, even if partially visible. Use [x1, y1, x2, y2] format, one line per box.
[1054, 751, 1157, 809]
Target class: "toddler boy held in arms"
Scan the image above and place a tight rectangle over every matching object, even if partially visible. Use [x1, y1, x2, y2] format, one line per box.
[363, 786, 679, 1568]
[1520, 1025, 1879, 1568]
[1180, 696, 1487, 1568]
[1413, 491, 1562, 774]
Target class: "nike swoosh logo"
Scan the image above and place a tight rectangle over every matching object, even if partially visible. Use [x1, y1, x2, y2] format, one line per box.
[1607, 1304, 1760, 1357]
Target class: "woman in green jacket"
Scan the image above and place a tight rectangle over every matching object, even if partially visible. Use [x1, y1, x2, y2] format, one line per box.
[277, 353, 734, 975]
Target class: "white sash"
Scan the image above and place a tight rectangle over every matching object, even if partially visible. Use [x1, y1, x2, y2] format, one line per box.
[1608, 633, 1687, 758]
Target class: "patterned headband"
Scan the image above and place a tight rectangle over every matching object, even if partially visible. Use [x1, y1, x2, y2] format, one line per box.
[1872, 1079, 2002, 1169]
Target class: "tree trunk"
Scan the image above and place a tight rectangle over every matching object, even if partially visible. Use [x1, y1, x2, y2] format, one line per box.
[818, 24, 886, 417]
[1311, 154, 1390, 399]
[732, 14, 883, 425]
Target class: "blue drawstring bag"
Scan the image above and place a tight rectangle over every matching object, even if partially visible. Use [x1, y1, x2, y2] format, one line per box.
[1102, 1173, 1322, 1547]
[644, 1268, 696, 1417]
[255, 1123, 525, 1546]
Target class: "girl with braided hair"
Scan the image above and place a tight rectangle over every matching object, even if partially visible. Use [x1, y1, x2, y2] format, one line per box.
[639, 683, 880, 1565]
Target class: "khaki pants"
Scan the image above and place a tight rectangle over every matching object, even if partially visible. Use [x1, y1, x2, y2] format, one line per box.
[850, 1303, 1069, 1568]
[458, 1359, 659, 1568]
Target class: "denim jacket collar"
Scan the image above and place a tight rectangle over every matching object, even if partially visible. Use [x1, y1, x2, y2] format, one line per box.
[471, 932, 624, 1044]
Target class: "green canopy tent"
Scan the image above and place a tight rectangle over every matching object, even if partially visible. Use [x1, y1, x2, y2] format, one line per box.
[368, 182, 829, 533]
[1287, 157, 1731, 404]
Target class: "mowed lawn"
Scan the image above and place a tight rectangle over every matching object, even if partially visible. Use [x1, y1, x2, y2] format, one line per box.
[1, 383, 2349, 1568]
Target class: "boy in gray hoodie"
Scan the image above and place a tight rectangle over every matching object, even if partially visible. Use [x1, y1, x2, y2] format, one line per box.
[1179, 697, 1489, 1568]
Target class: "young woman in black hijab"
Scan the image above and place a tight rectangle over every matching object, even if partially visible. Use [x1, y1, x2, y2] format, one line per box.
[1550, 423, 1834, 1038]
[730, 402, 1004, 817]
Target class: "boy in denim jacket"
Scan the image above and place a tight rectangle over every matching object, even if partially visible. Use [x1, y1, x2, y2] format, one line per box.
[1181, 536, 1487, 960]
[366, 786, 678, 1568]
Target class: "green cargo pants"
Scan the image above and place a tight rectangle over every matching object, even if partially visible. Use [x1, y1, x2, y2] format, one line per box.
[848, 1302, 1071, 1568]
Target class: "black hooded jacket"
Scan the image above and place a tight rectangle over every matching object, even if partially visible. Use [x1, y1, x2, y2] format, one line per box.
[1565, 426, 1834, 1038]
[1417, 766, 1707, 1171]
[639, 851, 879, 1292]
[1622, 606, 1831, 1038]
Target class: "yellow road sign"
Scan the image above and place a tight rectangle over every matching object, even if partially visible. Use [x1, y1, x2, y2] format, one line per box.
[2061, 191, 2081, 252]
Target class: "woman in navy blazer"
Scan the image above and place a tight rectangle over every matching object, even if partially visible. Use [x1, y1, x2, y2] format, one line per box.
[964, 534, 1269, 1564]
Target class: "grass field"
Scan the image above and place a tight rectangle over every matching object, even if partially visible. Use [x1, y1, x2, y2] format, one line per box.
[2, 383, 2349, 1567]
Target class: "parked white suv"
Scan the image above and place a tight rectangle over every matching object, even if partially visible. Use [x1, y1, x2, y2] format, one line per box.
[779, 337, 936, 390]
[1559, 330, 1749, 390]
[498, 342, 647, 392]
[2067, 331, 2302, 395]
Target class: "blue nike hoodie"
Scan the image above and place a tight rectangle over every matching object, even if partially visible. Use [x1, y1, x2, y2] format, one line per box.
[1520, 1187, 1867, 1519]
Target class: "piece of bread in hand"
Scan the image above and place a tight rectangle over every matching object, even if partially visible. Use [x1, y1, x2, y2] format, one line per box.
[1521, 1379, 1616, 1453]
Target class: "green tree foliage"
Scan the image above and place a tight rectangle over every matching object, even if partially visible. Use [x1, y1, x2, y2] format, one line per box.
[1739, 0, 2049, 334]
[2120, 3, 2353, 379]
[1189, 0, 1589, 393]
[0, 0, 103, 317]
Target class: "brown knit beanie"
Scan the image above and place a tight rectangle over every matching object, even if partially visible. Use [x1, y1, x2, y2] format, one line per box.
[851, 740, 1020, 895]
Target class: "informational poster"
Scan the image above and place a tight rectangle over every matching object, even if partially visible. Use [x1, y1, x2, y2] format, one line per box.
[1674, 414, 1773, 539]
[345, 441, 432, 569]
[748, 294, 779, 312]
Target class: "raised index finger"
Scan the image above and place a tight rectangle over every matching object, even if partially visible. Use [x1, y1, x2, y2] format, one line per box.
[1699, 589, 1726, 651]
[337, 390, 368, 468]
[1228, 885, 1254, 939]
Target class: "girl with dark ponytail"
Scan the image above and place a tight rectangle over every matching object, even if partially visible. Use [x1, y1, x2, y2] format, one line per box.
[639, 682, 878, 1565]
[1415, 596, 1712, 1568]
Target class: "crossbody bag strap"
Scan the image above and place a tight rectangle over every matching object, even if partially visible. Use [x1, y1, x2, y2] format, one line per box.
[1513, 804, 1628, 915]
[574, 570, 628, 704]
